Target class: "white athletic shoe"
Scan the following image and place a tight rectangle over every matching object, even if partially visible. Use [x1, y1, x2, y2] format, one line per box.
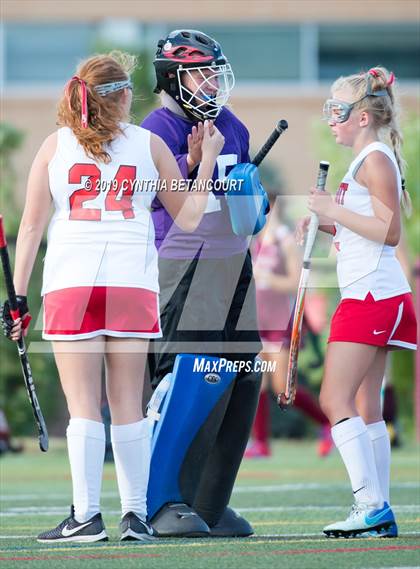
[323, 502, 397, 538]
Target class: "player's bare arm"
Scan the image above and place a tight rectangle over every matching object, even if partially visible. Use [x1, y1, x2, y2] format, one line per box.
[356, 150, 401, 245]
[308, 152, 400, 247]
[151, 123, 224, 231]
[295, 214, 335, 245]
[13, 133, 56, 297]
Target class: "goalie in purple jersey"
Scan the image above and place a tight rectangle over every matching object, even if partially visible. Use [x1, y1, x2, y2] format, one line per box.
[142, 30, 263, 537]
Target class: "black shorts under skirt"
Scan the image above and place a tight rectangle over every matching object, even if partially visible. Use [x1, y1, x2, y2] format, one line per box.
[150, 251, 262, 387]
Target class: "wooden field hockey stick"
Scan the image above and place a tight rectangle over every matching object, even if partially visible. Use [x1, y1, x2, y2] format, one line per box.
[0, 216, 49, 451]
[277, 161, 330, 410]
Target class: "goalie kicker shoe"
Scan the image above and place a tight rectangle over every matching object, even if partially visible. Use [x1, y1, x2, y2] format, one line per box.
[120, 512, 158, 541]
[37, 505, 108, 543]
[323, 502, 397, 538]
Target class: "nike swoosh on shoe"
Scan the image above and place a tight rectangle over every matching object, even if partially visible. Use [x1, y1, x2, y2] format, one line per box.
[62, 521, 93, 537]
[144, 522, 155, 535]
[365, 506, 392, 526]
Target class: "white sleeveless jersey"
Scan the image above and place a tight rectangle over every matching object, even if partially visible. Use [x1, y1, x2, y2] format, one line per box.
[333, 141, 411, 300]
[42, 124, 160, 295]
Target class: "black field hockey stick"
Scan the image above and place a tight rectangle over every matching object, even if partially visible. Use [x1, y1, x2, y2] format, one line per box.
[277, 161, 330, 410]
[0, 216, 49, 451]
[252, 119, 288, 166]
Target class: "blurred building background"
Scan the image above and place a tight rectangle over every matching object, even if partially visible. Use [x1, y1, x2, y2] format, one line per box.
[0, 0, 419, 439]
[1, 0, 419, 201]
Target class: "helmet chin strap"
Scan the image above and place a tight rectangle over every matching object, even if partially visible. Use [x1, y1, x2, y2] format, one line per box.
[161, 91, 207, 122]
[161, 91, 189, 119]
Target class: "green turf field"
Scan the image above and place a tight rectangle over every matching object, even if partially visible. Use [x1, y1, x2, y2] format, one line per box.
[0, 438, 419, 568]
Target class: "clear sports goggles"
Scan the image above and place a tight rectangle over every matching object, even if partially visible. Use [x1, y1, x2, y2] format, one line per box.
[323, 76, 388, 124]
[322, 99, 358, 123]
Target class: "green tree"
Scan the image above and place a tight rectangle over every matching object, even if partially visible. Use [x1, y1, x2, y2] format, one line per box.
[0, 122, 25, 234]
[0, 122, 61, 437]
[93, 41, 157, 124]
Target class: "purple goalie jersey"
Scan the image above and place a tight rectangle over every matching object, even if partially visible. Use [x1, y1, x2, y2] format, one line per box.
[141, 106, 249, 259]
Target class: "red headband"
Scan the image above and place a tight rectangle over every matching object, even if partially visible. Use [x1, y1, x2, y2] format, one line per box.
[65, 76, 88, 129]
[368, 68, 395, 87]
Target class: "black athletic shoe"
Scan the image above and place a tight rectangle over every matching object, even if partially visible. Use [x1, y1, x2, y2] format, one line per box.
[150, 503, 210, 537]
[37, 505, 108, 543]
[209, 507, 254, 537]
[120, 512, 157, 542]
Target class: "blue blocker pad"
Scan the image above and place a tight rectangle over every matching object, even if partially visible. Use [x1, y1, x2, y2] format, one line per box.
[147, 354, 237, 520]
[225, 163, 270, 236]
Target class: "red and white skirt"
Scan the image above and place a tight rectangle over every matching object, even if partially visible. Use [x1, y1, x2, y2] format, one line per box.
[43, 286, 161, 341]
[328, 292, 417, 350]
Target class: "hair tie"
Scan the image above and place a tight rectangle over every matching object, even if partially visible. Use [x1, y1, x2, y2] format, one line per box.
[65, 76, 88, 129]
[386, 72, 395, 86]
[368, 68, 379, 78]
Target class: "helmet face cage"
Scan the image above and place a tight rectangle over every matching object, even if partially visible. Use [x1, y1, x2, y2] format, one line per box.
[177, 63, 235, 120]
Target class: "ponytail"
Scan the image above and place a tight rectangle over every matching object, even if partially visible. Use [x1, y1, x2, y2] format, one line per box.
[334, 67, 411, 218]
[57, 51, 136, 163]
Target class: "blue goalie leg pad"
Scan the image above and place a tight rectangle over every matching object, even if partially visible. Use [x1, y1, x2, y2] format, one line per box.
[146, 354, 237, 520]
[193, 368, 262, 529]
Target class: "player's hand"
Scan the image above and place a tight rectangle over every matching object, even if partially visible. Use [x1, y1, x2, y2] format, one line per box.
[295, 216, 311, 246]
[307, 187, 335, 217]
[1, 296, 32, 341]
[201, 120, 225, 159]
[187, 122, 204, 172]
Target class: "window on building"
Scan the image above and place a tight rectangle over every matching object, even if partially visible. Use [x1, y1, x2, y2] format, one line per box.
[187, 25, 301, 81]
[3, 22, 418, 88]
[319, 24, 420, 80]
[4, 23, 95, 83]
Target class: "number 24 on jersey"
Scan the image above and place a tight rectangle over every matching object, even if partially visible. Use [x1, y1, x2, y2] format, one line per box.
[68, 163, 137, 221]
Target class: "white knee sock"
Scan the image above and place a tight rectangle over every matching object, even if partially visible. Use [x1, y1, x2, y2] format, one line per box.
[66, 418, 105, 523]
[332, 416, 383, 507]
[111, 419, 151, 519]
[367, 420, 391, 504]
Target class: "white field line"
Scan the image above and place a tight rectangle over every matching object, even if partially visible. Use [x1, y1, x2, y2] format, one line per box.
[1, 482, 419, 502]
[233, 482, 420, 493]
[257, 531, 420, 539]
[0, 491, 120, 502]
[0, 504, 419, 517]
[1, 531, 420, 540]
[0, 535, 33, 539]
[238, 505, 420, 513]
